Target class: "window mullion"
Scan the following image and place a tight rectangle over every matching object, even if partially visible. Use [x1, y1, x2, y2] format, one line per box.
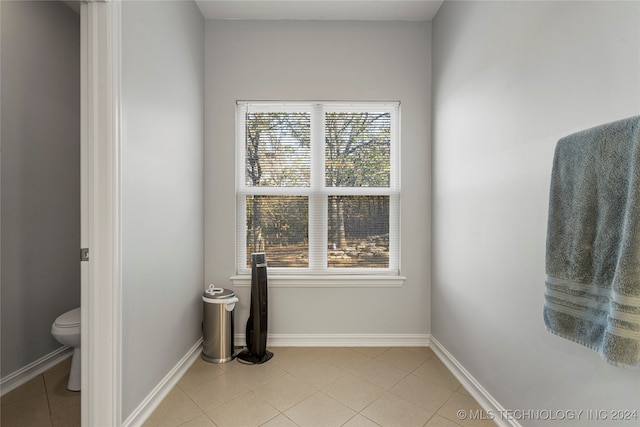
[389, 103, 400, 273]
[236, 105, 247, 272]
[309, 104, 327, 270]
[236, 104, 247, 191]
[390, 103, 400, 191]
[389, 193, 400, 273]
[236, 194, 248, 272]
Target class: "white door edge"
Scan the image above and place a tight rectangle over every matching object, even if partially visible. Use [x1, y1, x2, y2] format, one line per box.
[80, 1, 122, 425]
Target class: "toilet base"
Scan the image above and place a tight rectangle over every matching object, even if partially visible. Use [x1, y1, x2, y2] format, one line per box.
[67, 347, 81, 391]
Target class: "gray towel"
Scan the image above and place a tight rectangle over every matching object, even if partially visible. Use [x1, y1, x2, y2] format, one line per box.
[545, 115, 640, 370]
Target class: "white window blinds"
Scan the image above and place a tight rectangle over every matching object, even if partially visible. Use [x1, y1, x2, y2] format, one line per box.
[236, 102, 400, 276]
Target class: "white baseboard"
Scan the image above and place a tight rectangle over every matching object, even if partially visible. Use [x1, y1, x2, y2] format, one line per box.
[1, 346, 73, 396]
[430, 336, 521, 427]
[122, 338, 203, 427]
[235, 333, 431, 347]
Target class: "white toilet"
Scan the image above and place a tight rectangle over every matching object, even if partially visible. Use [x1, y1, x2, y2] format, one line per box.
[51, 307, 81, 391]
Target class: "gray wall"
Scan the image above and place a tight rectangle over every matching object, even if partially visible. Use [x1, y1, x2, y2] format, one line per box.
[432, 1, 640, 424]
[205, 20, 432, 337]
[121, 0, 204, 420]
[1, 1, 80, 378]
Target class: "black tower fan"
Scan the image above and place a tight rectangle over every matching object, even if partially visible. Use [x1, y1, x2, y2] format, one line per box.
[237, 252, 273, 364]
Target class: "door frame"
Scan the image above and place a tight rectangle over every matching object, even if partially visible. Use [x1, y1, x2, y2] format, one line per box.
[80, 0, 122, 425]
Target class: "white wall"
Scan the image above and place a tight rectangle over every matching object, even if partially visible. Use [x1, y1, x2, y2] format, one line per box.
[120, 0, 204, 420]
[432, 1, 640, 424]
[205, 20, 432, 338]
[1, 0, 80, 378]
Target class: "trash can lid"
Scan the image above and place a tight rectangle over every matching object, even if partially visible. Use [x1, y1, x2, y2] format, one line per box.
[202, 285, 235, 300]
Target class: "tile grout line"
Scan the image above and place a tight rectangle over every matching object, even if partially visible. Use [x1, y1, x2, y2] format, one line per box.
[175, 381, 214, 426]
[149, 347, 485, 427]
[42, 372, 54, 420]
[352, 349, 466, 427]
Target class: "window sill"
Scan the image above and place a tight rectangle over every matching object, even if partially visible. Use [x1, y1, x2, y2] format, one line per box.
[230, 274, 406, 288]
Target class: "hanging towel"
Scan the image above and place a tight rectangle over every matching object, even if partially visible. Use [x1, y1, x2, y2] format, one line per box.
[544, 115, 640, 370]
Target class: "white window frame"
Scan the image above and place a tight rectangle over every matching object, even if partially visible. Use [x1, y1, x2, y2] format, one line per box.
[231, 101, 406, 287]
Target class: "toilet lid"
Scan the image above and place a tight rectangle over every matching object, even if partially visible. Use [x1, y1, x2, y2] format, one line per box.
[55, 307, 81, 328]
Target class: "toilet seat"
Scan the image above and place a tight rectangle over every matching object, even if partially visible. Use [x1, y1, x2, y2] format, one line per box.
[54, 307, 81, 328]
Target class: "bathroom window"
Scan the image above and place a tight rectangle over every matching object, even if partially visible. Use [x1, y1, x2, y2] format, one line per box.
[233, 102, 402, 285]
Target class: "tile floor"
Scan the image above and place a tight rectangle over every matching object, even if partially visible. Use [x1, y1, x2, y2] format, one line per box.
[0, 347, 496, 427]
[144, 347, 496, 427]
[0, 357, 80, 427]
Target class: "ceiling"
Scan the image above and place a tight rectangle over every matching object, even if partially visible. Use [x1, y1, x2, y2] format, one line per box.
[195, 0, 444, 21]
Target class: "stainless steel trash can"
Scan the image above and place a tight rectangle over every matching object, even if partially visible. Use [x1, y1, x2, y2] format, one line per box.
[202, 285, 238, 363]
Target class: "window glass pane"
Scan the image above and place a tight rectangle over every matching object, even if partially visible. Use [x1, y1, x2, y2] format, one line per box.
[246, 196, 308, 268]
[327, 196, 389, 268]
[325, 112, 391, 188]
[246, 112, 311, 187]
